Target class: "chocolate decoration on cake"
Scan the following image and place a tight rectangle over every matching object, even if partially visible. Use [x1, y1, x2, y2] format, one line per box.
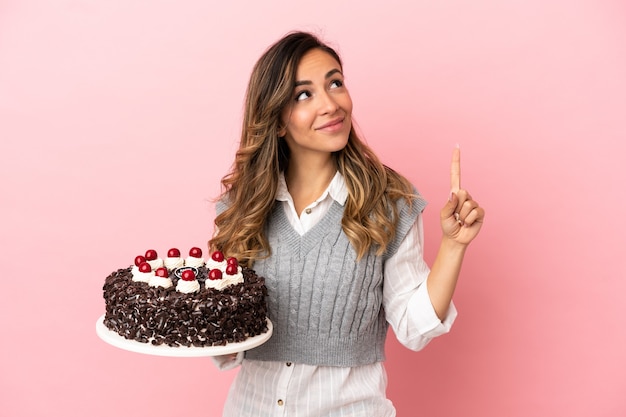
[174, 266, 199, 279]
[102, 250, 268, 348]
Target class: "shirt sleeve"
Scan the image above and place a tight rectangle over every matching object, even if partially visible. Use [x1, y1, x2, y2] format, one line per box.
[210, 352, 244, 371]
[383, 214, 457, 351]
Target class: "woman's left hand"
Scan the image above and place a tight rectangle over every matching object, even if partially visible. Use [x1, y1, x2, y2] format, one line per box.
[440, 146, 485, 245]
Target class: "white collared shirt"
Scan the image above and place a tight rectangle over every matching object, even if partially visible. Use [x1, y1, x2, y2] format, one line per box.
[216, 171, 456, 417]
[275, 170, 348, 235]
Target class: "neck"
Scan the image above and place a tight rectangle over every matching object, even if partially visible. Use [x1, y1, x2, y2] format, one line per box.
[285, 155, 337, 215]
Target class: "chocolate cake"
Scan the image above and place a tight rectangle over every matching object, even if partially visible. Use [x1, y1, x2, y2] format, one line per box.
[102, 248, 268, 348]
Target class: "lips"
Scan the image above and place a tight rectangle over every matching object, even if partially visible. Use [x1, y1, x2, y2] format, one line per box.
[315, 117, 345, 131]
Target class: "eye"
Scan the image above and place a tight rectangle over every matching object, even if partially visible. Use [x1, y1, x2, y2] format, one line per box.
[330, 79, 344, 89]
[295, 90, 311, 101]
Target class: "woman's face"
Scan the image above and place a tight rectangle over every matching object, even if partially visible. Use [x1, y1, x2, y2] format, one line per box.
[280, 48, 353, 160]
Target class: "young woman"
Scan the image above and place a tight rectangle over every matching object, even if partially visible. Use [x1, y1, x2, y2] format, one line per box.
[209, 31, 484, 417]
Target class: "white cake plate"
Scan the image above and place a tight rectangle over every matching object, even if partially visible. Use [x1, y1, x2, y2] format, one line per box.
[96, 314, 272, 357]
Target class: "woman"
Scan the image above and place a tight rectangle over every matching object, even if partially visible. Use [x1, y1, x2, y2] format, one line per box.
[210, 31, 484, 417]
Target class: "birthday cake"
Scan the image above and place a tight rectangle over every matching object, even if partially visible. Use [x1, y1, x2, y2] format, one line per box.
[102, 247, 268, 347]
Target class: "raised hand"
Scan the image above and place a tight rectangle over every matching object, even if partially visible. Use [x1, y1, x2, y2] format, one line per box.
[440, 146, 484, 245]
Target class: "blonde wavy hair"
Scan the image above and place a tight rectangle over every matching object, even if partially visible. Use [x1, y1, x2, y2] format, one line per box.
[209, 31, 417, 267]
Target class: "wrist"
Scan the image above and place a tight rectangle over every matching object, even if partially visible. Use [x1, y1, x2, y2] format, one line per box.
[441, 235, 469, 254]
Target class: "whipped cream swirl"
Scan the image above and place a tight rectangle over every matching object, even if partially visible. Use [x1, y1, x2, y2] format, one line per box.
[164, 257, 184, 270]
[147, 258, 164, 270]
[185, 256, 205, 268]
[176, 278, 200, 293]
[205, 266, 244, 290]
[205, 258, 227, 271]
[132, 270, 154, 283]
[148, 275, 173, 289]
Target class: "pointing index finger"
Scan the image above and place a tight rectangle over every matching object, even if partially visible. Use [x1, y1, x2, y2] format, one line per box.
[450, 145, 461, 192]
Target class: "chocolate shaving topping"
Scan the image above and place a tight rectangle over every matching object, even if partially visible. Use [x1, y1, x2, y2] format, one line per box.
[102, 265, 268, 347]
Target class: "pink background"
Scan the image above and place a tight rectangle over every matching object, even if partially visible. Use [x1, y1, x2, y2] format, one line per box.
[1, 0, 625, 416]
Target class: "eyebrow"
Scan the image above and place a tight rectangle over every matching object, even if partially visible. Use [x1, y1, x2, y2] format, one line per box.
[294, 68, 343, 87]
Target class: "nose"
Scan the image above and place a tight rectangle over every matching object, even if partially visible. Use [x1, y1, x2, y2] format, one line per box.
[318, 91, 339, 115]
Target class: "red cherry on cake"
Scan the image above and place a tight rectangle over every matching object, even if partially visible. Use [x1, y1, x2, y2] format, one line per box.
[181, 269, 196, 281]
[167, 248, 181, 258]
[134, 255, 146, 267]
[155, 267, 168, 278]
[225, 264, 238, 276]
[211, 251, 225, 262]
[208, 268, 223, 280]
[226, 257, 238, 267]
[138, 262, 152, 273]
[145, 249, 158, 261]
[189, 247, 203, 258]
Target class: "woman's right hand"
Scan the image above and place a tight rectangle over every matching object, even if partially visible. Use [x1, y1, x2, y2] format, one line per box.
[440, 146, 484, 246]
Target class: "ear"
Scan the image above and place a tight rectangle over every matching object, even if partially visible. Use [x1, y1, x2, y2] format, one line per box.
[278, 125, 287, 138]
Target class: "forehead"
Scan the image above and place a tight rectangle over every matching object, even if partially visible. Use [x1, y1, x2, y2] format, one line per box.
[295, 49, 342, 79]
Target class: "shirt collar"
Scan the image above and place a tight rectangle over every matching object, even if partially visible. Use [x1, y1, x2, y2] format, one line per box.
[277, 171, 348, 206]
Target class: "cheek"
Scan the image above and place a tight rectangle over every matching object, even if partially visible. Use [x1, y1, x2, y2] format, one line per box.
[287, 108, 313, 132]
[342, 94, 353, 114]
